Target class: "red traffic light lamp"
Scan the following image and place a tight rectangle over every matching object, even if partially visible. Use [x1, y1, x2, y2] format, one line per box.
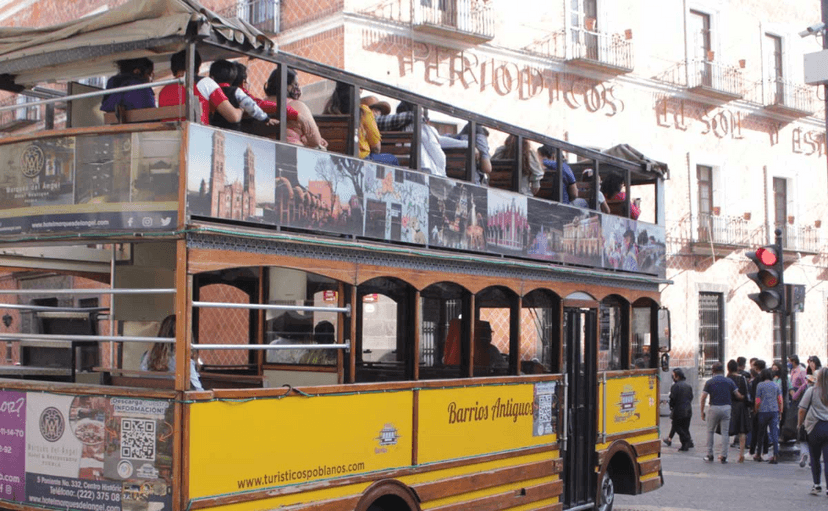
[746, 244, 784, 312]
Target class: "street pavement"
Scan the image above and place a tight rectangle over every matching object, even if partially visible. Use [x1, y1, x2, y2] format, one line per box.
[615, 402, 827, 511]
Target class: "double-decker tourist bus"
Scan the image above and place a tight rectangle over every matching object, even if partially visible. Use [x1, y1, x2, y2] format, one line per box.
[0, 1, 671, 511]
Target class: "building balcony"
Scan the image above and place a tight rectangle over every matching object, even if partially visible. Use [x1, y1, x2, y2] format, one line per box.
[220, 0, 280, 33]
[524, 29, 633, 75]
[691, 213, 752, 256]
[685, 58, 744, 101]
[0, 96, 40, 133]
[776, 222, 822, 254]
[656, 59, 744, 102]
[758, 79, 817, 118]
[412, 0, 494, 43]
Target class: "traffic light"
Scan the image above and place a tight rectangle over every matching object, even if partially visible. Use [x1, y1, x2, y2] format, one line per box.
[746, 245, 784, 312]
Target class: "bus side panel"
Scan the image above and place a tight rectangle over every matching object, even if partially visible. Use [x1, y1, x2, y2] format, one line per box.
[597, 372, 662, 492]
[187, 391, 413, 501]
[417, 382, 558, 464]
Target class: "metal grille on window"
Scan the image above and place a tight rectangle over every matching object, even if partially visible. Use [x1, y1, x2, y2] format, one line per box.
[698, 292, 723, 377]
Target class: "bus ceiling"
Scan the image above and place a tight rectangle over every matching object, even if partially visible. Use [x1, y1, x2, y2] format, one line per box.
[0, 0, 273, 89]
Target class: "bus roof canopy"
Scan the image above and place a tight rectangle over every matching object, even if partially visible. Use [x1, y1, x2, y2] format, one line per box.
[0, 0, 273, 89]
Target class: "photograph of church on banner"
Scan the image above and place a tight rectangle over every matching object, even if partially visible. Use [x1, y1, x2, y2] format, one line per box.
[187, 124, 275, 223]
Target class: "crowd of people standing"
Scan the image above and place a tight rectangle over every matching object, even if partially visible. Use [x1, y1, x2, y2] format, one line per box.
[665, 354, 828, 497]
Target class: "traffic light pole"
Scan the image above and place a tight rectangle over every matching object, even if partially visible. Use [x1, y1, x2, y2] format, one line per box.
[775, 229, 789, 405]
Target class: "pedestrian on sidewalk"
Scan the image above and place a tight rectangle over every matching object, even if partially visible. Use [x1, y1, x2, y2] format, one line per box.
[749, 359, 769, 458]
[798, 367, 828, 497]
[667, 368, 694, 451]
[797, 368, 828, 496]
[727, 359, 751, 462]
[755, 368, 783, 464]
[700, 362, 743, 463]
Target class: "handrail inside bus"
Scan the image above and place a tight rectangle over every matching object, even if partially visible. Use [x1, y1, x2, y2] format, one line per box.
[0, 288, 176, 295]
[0, 304, 109, 313]
[0, 333, 173, 343]
[191, 344, 347, 351]
[0, 78, 182, 114]
[192, 301, 350, 315]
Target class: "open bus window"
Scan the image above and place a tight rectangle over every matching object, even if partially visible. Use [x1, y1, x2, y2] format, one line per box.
[264, 268, 340, 367]
[599, 296, 627, 371]
[420, 282, 468, 380]
[522, 290, 560, 374]
[631, 302, 656, 369]
[476, 286, 518, 377]
[356, 277, 414, 382]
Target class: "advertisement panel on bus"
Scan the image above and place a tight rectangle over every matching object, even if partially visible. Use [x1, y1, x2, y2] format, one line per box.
[0, 132, 180, 236]
[0, 389, 175, 511]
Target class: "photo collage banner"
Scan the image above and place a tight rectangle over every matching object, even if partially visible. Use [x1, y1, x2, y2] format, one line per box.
[186, 125, 666, 278]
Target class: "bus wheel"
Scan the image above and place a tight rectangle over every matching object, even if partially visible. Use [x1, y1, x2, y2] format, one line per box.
[596, 471, 615, 511]
[356, 480, 419, 511]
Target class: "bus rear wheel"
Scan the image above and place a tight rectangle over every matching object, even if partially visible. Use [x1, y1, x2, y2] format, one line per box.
[356, 480, 419, 511]
[595, 471, 615, 511]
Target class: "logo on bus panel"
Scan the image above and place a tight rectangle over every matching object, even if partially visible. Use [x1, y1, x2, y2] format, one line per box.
[614, 385, 640, 423]
[39, 406, 65, 442]
[21, 144, 45, 179]
[375, 423, 399, 454]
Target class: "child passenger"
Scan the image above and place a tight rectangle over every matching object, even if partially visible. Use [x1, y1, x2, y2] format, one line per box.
[208, 59, 278, 132]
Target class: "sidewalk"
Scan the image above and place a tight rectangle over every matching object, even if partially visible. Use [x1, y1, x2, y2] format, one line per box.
[615, 401, 825, 511]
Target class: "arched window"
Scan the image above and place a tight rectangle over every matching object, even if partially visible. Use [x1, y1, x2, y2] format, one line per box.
[522, 289, 561, 374]
[475, 286, 519, 376]
[356, 277, 415, 382]
[419, 281, 471, 380]
[599, 295, 628, 371]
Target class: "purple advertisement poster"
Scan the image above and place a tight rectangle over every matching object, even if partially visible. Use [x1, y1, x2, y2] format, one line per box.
[0, 390, 26, 502]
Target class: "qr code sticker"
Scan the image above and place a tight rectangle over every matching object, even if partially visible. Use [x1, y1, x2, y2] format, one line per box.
[537, 394, 553, 426]
[120, 418, 156, 461]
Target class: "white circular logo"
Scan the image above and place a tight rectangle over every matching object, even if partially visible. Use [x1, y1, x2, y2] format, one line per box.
[117, 460, 134, 479]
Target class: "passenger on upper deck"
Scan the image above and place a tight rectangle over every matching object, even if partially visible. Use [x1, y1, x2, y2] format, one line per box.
[208, 59, 277, 132]
[537, 145, 578, 204]
[572, 168, 610, 214]
[140, 315, 203, 391]
[101, 58, 156, 115]
[323, 82, 399, 165]
[366, 98, 448, 176]
[492, 135, 544, 196]
[263, 67, 327, 150]
[446, 123, 492, 186]
[601, 173, 641, 220]
[158, 50, 243, 125]
[232, 62, 302, 128]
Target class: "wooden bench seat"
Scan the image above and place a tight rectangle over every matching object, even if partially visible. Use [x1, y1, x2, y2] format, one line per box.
[444, 147, 469, 181]
[488, 160, 517, 191]
[315, 114, 351, 155]
[380, 131, 414, 167]
[103, 105, 185, 124]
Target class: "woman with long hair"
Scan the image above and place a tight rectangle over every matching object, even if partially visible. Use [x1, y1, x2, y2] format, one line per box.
[492, 135, 544, 196]
[140, 315, 203, 390]
[799, 367, 828, 496]
[263, 67, 327, 149]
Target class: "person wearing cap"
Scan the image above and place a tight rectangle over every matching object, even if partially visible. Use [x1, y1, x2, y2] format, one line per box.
[700, 361, 743, 463]
[323, 83, 399, 165]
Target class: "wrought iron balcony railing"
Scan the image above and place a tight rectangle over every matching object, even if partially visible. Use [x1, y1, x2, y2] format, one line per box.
[524, 29, 633, 72]
[413, 0, 495, 41]
[775, 222, 822, 253]
[695, 213, 750, 246]
[568, 28, 634, 71]
[755, 78, 818, 115]
[220, 0, 279, 33]
[686, 58, 744, 97]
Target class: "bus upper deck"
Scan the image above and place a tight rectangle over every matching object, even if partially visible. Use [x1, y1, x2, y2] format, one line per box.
[0, 2, 670, 511]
